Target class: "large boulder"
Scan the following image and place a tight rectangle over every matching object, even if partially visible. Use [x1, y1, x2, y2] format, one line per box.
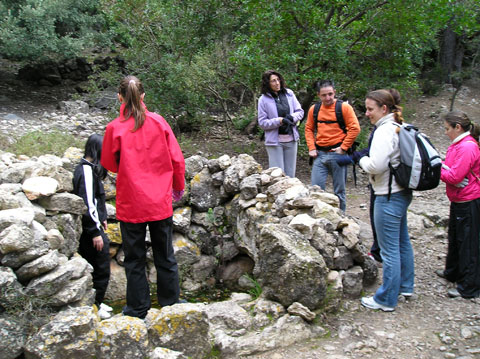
[97, 315, 149, 359]
[145, 304, 210, 358]
[255, 224, 327, 310]
[24, 306, 98, 359]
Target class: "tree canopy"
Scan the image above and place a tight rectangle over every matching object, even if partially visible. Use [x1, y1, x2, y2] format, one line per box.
[1, 0, 479, 121]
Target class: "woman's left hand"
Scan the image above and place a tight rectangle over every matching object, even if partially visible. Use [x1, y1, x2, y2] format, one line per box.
[93, 235, 104, 251]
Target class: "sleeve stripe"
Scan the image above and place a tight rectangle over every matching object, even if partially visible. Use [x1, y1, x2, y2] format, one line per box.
[83, 164, 101, 231]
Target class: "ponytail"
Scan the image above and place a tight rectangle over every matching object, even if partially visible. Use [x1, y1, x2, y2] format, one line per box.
[119, 76, 146, 132]
[470, 122, 480, 143]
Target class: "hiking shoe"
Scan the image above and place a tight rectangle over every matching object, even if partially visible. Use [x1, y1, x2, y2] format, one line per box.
[448, 288, 461, 298]
[100, 303, 113, 312]
[98, 308, 112, 320]
[400, 292, 413, 297]
[435, 269, 446, 279]
[361, 296, 395, 312]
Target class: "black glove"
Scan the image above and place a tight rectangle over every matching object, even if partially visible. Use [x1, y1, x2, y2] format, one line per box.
[278, 115, 295, 135]
[352, 148, 369, 163]
[335, 154, 354, 166]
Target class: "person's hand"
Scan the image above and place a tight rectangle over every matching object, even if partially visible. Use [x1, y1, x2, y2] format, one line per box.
[102, 220, 107, 230]
[331, 147, 346, 155]
[173, 189, 184, 202]
[352, 148, 369, 163]
[455, 177, 469, 188]
[93, 235, 104, 251]
[309, 149, 318, 158]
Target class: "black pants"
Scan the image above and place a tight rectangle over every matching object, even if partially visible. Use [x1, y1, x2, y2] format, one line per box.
[79, 230, 111, 305]
[120, 217, 180, 319]
[444, 198, 480, 298]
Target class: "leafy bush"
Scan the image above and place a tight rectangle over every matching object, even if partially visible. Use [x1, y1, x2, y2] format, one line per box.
[0, 0, 110, 63]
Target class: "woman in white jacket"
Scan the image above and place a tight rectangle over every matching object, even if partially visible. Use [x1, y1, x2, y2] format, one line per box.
[356, 89, 414, 311]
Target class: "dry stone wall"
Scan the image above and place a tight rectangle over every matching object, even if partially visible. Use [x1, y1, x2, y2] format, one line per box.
[0, 145, 379, 358]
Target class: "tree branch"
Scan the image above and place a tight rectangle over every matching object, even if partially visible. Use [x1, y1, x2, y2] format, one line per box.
[340, 0, 389, 29]
[325, 6, 335, 26]
[292, 13, 307, 31]
[348, 28, 375, 50]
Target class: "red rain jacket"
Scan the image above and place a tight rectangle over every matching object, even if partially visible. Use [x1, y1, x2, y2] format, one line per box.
[101, 103, 185, 223]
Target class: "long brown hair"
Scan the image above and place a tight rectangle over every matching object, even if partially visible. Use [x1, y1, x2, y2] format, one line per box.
[261, 70, 286, 95]
[444, 110, 480, 142]
[366, 89, 404, 124]
[119, 76, 146, 132]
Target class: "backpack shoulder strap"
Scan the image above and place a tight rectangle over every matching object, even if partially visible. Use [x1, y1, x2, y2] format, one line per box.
[314, 100, 346, 133]
[335, 100, 346, 133]
[313, 102, 321, 135]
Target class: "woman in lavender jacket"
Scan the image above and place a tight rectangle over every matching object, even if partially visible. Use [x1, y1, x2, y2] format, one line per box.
[257, 70, 304, 177]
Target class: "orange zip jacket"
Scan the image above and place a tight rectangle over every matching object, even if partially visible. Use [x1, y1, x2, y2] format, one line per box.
[305, 100, 360, 152]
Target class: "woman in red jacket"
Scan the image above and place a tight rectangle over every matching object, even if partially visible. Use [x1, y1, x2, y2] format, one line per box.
[101, 75, 186, 319]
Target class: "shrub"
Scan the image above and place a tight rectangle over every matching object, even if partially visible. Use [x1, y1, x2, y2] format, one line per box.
[4, 131, 85, 157]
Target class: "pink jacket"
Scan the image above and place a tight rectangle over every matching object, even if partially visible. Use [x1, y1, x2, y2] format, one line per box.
[441, 134, 480, 203]
[101, 103, 185, 223]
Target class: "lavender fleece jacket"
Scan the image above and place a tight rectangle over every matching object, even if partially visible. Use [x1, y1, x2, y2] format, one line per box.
[257, 89, 304, 146]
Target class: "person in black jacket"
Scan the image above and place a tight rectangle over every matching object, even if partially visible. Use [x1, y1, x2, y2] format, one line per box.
[73, 134, 112, 319]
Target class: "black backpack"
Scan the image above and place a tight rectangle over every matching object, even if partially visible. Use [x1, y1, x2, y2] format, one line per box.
[312, 100, 347, 134]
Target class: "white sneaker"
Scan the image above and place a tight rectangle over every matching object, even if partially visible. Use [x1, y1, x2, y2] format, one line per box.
[100, 303, 113, 312]
[98, 308, 112, 320]
[361, 296, 395, 312]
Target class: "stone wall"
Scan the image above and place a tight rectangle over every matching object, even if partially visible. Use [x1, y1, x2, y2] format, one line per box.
[0, 147, 378, 358]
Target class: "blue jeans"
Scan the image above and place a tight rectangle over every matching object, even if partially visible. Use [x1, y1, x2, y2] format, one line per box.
[311, 151, 347, 212]
[265, 141, 298, 177]
[373, 190, 414, 307]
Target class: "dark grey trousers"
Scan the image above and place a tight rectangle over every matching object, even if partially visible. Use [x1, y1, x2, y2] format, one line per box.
[445, 198, 480, 298]
[120, 217, 180, 319]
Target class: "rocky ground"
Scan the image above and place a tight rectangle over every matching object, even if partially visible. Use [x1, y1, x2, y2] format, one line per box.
[1, 60, 480, 358]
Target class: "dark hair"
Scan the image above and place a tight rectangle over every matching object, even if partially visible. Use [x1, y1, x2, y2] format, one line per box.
[365, 88, 404, 124]
[444, 110, 480, 142]
[261, 70, 286, 95]
[85, 134, 107, 180]
[119, 75, 146, 132]
[313, 79, 336, 93]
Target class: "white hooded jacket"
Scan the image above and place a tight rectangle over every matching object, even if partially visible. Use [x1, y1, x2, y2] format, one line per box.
[359, 113, 405, 195]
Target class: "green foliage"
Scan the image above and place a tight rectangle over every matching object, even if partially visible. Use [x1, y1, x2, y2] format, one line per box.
[3, 131, 85, 157]
[204, 344, 221, 359]
[0, 0, 110, 63]
[243, 274, 262, 299]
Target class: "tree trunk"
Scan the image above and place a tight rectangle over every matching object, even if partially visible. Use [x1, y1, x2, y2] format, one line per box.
[439, 25, 465, 83]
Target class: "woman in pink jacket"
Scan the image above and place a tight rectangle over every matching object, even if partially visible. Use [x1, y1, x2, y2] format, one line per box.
[101, 75, 186, 318]
[437, 110, 480, 299]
